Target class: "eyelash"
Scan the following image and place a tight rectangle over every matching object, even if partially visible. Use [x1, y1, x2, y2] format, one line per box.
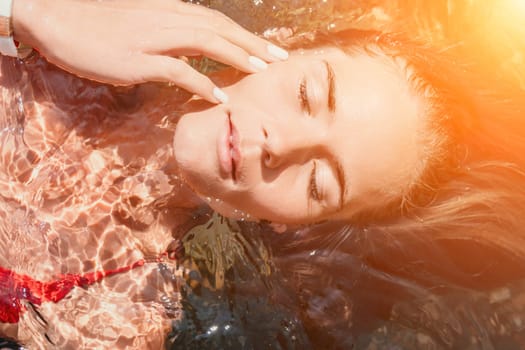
[299, 78, 311, 115]
[309, 161, 320, 201]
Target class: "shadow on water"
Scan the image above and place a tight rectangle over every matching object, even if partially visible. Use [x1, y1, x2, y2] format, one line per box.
[167, 213, 311, 349]
[168, 213, 525, 349]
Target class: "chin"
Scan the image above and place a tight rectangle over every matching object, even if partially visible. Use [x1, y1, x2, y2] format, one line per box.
[173, 157, 217, 203]
[173, 114, 214, 181]
[173, 125, 222, 203]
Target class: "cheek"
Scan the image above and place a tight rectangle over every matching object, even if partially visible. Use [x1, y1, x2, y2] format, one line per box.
[226, 71, 289, 108]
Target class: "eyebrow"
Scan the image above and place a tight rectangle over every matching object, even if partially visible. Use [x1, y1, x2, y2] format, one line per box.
[323, 60, 336, 113]
[321, 60, 346, 208]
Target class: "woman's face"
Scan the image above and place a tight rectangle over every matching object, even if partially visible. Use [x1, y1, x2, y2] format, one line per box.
[173, 47, 426, 224]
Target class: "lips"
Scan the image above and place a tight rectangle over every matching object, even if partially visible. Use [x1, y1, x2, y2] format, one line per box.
[218, 113, 241, 180]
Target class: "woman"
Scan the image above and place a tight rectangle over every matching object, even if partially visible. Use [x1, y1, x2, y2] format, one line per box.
[2, 11, 525, 350]
[170, 29, 525, 349]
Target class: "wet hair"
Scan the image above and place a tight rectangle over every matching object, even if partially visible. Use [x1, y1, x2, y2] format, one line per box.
[259, 29, 525, 347]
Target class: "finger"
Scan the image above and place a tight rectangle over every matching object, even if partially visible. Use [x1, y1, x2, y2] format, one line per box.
[175, 3, 289, 62]
[139, 55, 228, 104]
[156, 28, 269, 74]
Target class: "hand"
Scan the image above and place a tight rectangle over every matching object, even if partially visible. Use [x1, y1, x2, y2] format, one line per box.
[12, 0, 289, 103]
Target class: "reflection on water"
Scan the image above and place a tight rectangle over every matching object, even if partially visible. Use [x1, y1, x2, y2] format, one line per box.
[0, 55, 187, 348]
[1, 0, 525, 349]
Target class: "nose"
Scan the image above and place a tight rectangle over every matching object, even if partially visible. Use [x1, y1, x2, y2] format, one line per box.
[262, 120, 323, 169]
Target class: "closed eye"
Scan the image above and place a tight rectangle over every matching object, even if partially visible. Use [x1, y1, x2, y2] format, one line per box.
[309, 161, 320, 201]
[298, 77, 311, 115]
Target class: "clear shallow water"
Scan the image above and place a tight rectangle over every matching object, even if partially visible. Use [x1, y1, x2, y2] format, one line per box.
[1, 0, 525, 349]
[0, 55, 188, 348]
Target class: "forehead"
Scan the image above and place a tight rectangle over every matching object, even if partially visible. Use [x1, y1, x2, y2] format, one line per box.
[296, 47, 425, 215]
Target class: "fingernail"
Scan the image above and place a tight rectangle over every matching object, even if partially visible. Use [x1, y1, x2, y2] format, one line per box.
[213, 87, 229, 104]
[267, 44, 289, 60]
[248, 56, 268, 71]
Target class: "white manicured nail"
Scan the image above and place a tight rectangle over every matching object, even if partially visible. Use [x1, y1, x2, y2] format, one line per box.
[213, 87, 229, 104]
[267, 44, 289, 60]
[248, 56, 268, 71]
